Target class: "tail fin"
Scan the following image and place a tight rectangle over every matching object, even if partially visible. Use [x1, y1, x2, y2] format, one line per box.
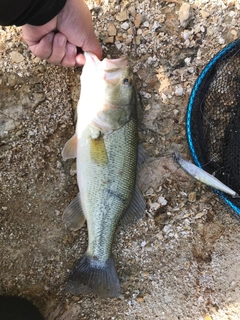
[66, 254, 121, 298]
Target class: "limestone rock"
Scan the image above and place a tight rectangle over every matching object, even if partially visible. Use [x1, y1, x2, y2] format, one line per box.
[116, 10, 128, 22]
[9, 51, 24, 63]
[108, 23, 117, 36]
[179, 3, 193, 28]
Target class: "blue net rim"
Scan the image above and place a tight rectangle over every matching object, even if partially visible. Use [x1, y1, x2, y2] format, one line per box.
[186, 38, 240, 217]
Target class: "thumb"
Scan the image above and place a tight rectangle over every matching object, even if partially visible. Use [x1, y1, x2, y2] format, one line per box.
[76, 32, 102, 65]
[82, 33, 102, 60]
[57, 0, 102, 63]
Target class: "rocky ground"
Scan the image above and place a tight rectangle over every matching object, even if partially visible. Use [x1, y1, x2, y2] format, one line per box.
[1, 0, 240, 319]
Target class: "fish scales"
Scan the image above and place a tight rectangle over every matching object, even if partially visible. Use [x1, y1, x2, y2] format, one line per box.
[79, 119, 138, 262]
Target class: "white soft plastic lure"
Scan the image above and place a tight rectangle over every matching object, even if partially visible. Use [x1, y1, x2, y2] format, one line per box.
[174, 152, 239, 198]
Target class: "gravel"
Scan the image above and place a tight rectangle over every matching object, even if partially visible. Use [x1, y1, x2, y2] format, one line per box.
[1, 1, 240, 319]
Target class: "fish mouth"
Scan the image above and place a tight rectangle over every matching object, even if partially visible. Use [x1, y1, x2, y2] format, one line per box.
[84, 52, 128, 70]
[102, 56, 129, 71]
[84, 52, 129, 83]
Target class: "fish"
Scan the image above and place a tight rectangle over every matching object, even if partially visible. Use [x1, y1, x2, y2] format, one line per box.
[174, 152, 239, 198]
[62, 52, 146, 298]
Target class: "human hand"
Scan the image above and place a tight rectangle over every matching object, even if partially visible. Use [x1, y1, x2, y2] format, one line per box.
[22, 0, 102, 67]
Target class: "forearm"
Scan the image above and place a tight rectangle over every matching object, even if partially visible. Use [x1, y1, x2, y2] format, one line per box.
[0, 0, 66, 26]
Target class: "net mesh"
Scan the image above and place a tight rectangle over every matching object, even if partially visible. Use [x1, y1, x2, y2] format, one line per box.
[186, 39, 240, 216]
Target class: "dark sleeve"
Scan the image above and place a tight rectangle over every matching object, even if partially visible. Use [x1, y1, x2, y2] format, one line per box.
[0, 0, 67, 26]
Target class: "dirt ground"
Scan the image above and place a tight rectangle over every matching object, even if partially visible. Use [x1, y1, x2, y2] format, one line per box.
[1, 0, 240, 319]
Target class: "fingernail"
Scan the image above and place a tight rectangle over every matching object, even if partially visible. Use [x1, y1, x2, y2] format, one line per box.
[67, 43, 76, 55]
[57, 35, 66, 46]
[47, 32, 54, 43]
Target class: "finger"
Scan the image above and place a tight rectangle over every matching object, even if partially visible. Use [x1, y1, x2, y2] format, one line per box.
[47, 33, 67, 65]
[75, 53, 85, 66]
[28, 32, 55, 60]
[57, 0, 102, 61]
[61, 43, 77, 67]
[81, 33, 102, 61]
[75, 34, 102, 66]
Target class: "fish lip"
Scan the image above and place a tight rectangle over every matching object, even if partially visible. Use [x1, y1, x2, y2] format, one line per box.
[102, 56, 129, 71]
[84, 52, 129, 71]
[84, 51, 100, 64]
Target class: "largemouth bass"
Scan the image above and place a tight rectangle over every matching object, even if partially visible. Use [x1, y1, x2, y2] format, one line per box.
[62, 52, 146, 298]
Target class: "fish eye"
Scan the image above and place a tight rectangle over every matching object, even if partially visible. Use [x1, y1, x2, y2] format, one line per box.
[123, 78, 131, 86]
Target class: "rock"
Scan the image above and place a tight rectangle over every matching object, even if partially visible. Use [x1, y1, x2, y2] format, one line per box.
[125, 37, 132, 45]
[200, 9, 210, 19]
[116, 10, 128, 22]
[108, 23, 117, 36]
[188, 192, 197, 203]
[158, 196, 167, 206]
[115, 33, 123, 41]
[115, 43, 122, 50]
[230, 29, 238, 39]
[9, 51, 24, 63]
[136, 35, 141, 45]
[103, 36, 114, 44]
[194, 24, 201, 34]
[179, 3, 193, 28]
[127, 28, 133, 35]
[0, 105, 23, 137]
[150, 202, 160, 211]
[207, 28, 213, 36]
[121, 22, 129, 30]
[184, 57, 191, 66]
[175, 86, 184, 96]
[218, 37, 225, 45]
[134, 13, 142, 28]
[139, 157, 177, 192]
[136, 296, 144, 303]
[128, 5, 136, 17]
[143, 21, 149, 28]
[70, 162, 77, 176]
[183, 29, 192, 40]
[227, 0, 235, 6]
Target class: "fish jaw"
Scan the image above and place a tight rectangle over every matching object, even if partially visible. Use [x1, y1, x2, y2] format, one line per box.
[82, 52, 129, 88]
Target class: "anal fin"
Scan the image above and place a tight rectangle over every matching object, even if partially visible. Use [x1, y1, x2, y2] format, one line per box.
[138, 144, 146, 166]
[120, 185, 146, 225]
[62, 193, 85, 231]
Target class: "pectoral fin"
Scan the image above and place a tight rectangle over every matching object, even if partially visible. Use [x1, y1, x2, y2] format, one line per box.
[62, 134, 78, 161]
[120, 185, 146, 225]
[62, 193, 85, 231]
[90, 135, 108, 165]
